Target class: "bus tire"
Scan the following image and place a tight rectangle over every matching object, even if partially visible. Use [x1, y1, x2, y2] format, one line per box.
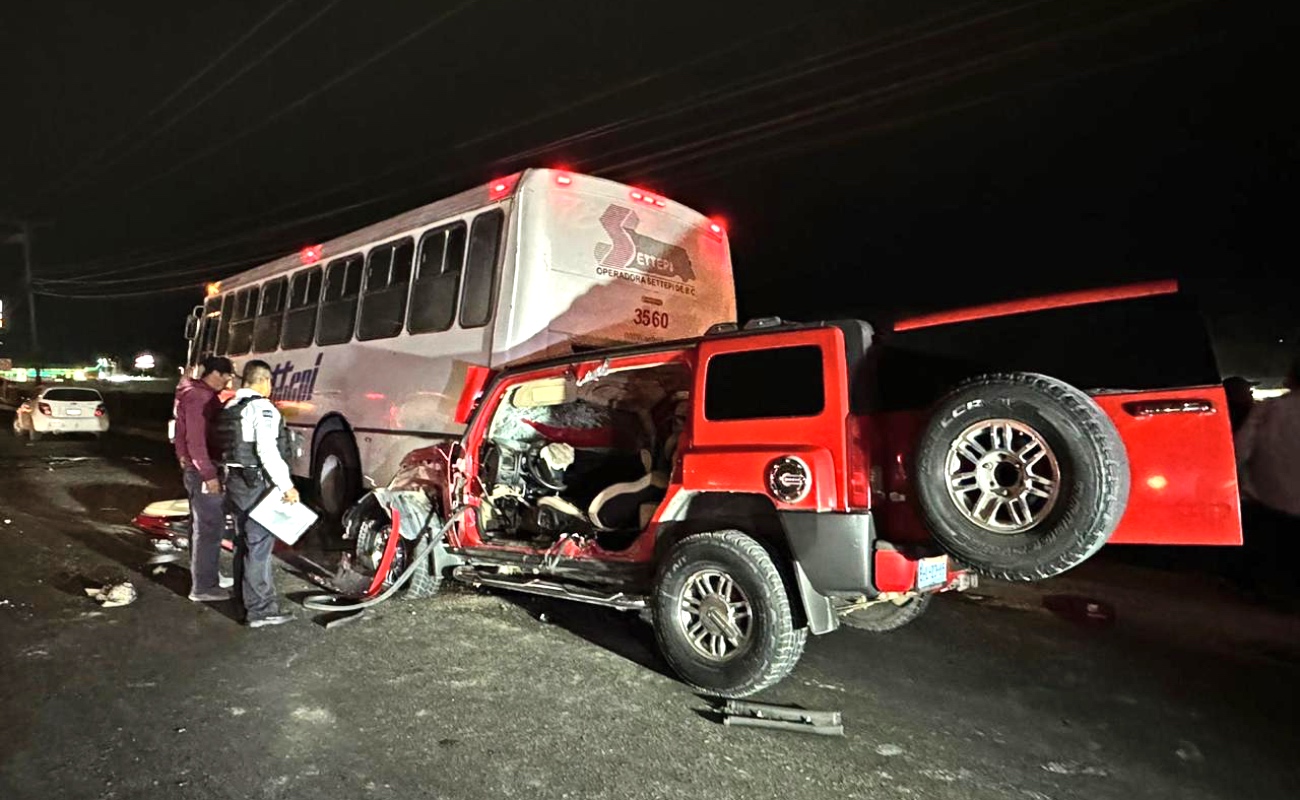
[313, 431, 361, 523]
[914, 372, 1130, 582]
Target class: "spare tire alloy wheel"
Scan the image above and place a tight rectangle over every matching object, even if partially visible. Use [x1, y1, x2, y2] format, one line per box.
[915, 373, 1130, 582]
[946, 419, 1060, 534]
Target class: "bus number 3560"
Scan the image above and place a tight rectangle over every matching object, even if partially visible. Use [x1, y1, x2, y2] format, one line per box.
[633, 308, 670, 329]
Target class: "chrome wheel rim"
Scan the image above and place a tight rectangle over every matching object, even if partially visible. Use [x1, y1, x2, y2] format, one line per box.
[678, 569, 753, 662]
[945, 418, 1061, 534]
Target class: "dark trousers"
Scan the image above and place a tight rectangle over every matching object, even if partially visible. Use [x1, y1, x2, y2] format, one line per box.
[233, 514, 279, 621]
[183, 469, 225, 595]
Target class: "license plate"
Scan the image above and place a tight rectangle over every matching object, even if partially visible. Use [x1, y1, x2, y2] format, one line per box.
[66, 408, 82, 416]
[916, 555, 948, 591]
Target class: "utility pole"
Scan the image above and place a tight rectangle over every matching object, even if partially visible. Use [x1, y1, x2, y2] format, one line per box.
[2, 218, 51, 375]
[18, 221, 38, 353]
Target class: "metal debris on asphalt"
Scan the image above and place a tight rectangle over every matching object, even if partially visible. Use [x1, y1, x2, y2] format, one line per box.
[720, 699, 844, 737]
[84, 582, 138, 608]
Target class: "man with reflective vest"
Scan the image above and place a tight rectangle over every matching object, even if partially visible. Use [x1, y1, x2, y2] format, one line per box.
[218, 360, 299, 628]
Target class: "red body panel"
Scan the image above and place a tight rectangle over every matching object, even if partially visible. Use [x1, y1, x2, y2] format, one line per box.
[893, 280, 1179, 331]
[1095, 387, 1241, 545]
[868, 390, 1242, 547]
[690, 327, 853, 511]
[873, 549, 969, 593]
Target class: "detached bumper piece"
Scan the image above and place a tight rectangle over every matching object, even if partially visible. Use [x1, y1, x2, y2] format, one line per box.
[720, 700, 844, 737]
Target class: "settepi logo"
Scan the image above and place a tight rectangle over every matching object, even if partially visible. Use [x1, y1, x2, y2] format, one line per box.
[594, 205, 697, 295]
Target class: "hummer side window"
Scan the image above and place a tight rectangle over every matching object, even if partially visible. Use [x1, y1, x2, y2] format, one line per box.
[704, 345, 825, 420]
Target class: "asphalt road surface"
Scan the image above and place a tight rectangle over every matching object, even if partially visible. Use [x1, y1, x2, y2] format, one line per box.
[2, 419, 1298, 800]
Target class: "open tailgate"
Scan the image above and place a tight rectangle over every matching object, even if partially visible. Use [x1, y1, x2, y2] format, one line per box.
[1094, 386, 1241, 545]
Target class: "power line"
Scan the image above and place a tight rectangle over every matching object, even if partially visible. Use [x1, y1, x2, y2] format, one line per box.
[664, 34, 1220, 190]
[120, 0, 487, 198]
[35, 2, 1009, 281]
[36, 283, 207, 300]
[32, 0, 301, 204]
[185, 1, 999, 243]
[39, 0, 1185, 291]
[589, 0, 1194, 183]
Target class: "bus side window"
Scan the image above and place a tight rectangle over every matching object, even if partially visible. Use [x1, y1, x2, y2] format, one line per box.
[409, 222, 466, 334]
[253, 277, 287, 353]
[317, 254, 363, 346]
[199, 295, 222, 361]
[460, 209, 504, 329]
[358, 237, 413, 341]
[216, 293, 236, 355]
[227, 285, 260, 356]
[282, 267, 321, 350]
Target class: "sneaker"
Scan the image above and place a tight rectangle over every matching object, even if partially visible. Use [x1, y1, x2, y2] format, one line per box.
[188, 588, 232, 602]
[247, 613, 293, 628]
[218, 575, 234, 589]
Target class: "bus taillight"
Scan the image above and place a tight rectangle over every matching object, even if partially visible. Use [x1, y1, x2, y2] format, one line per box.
[629, 189, 666, 208]
[489, 176, 517, 199]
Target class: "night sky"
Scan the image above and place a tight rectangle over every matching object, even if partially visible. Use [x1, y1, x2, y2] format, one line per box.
[1, 1, 1294, 380]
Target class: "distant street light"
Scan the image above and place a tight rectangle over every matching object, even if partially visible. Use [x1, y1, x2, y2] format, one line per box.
[134, 353, 156, 371]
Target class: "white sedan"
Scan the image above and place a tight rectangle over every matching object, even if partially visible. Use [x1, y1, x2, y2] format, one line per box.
[12, 386, 110, 441]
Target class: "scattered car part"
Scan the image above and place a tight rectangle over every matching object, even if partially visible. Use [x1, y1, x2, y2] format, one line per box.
[721, 699, 843, 737]
[85, 582, 137, 608]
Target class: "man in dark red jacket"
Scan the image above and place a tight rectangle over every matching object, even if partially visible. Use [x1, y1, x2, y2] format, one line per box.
[175, 356, 236, 601]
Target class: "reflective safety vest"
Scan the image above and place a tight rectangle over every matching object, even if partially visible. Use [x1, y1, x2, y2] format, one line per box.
[217, 397, 291, 473]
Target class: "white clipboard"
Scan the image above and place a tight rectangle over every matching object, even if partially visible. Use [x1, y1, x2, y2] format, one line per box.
[248, 492, 318, 545]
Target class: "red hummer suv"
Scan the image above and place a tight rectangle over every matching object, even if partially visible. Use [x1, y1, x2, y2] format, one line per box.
[344, 286, 1242, 697]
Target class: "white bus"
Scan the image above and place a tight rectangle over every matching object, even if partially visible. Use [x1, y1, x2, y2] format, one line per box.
[184, 168, 736, 518]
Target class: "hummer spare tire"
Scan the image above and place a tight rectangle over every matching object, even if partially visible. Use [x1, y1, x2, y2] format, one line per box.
[913, 373, 1130, 582]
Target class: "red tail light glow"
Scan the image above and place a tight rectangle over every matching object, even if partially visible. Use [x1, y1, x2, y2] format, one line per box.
[846, 415, 871, 509]
[95, 405, 106, 417]
[488, 176, 517, 199]
[300, 245, 322, 264]
[38, 402, 52, 416]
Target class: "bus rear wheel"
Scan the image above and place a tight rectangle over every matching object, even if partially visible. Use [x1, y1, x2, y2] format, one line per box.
[313, 432, 361, 523]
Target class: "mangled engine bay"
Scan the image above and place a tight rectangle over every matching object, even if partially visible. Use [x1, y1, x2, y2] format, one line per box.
[476, 363, 690, 548]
